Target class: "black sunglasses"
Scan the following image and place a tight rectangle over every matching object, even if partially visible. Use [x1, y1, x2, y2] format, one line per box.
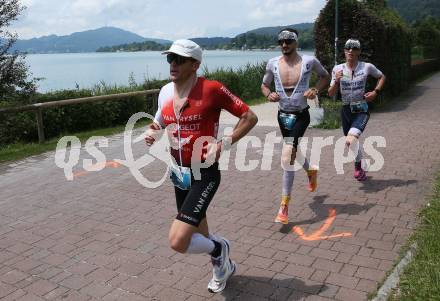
[278, 39, 295, 46]
[166, 53, 192, 65]
[344, 47, 360, 50]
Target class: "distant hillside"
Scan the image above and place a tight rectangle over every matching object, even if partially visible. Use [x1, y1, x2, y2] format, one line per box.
[245, 23, 314, 35]
[388, 0, 440, 23]
[10, 27, 171, 54]
[190, 37, 232, 50]
[190, 23, 315, 50]
[232, 23, 315, 50]
[97, 40, 169, 52]
[95, 23, 315, 52]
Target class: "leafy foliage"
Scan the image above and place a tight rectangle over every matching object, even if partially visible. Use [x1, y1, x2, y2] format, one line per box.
[0, 0, 37, 102]
[315, 0, 412, 97]
[388, 0, 440, 23]
[0, 81, 158, 146]
[412, 17, 440, 59]
[314, 98, 342, 129]
[203, 62, 266, 101]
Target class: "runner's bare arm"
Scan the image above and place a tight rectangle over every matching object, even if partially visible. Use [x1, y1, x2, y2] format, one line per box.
[304, 62, 330, 99]
[364, 74, 386, 102]
[328, 69, 343, 97]
[304, 74, 330, 99]
[261, 61, 280, 102]
[261, 83, 280, 102]
[144, 122, 161, 146]
[261, 83, 271, 98]
[376, 74, 386, 91]
[220, 110, 258, 150]
[213, 110, 258, 161]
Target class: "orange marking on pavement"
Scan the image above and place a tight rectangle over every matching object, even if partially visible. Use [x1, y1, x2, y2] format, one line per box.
[73, 160, 121, 178]
[292, 208, 352, 241]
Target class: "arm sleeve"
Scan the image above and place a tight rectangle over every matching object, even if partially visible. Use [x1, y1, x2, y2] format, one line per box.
[367, 63, 383, 78]
[313, 57, 329, 78]
[214, 81, 249, 117]
[262, 61, 274, 86]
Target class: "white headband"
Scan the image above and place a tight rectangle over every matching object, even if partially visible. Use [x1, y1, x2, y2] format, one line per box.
[278, 30, 298, 41]
[345, 39, 361, 49]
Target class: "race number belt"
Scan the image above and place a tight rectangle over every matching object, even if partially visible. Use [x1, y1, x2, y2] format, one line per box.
[350, 101, 368, 113]
[170, 165, 191, 190]
[279, 112, 297, 130]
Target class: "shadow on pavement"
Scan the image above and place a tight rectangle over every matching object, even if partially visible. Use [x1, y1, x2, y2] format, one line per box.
[359, 178, 417, 193]
[222, 274, 326, 300]
[371, 85, 430, 113]
[279, 194, 374, 232]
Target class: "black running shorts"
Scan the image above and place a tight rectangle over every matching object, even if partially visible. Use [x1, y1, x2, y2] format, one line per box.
[277, 107, 310, 149]
[174, 163, 221, 227]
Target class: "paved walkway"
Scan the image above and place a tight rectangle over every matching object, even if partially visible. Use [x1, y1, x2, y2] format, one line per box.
[1, 73, 440, 301]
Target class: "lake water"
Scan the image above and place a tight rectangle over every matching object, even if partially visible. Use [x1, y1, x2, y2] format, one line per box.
[25, 50, 314, 92]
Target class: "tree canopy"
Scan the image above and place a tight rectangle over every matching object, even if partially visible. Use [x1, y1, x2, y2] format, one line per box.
[315, 0, 412, 96]
[0, 0, 36, 103]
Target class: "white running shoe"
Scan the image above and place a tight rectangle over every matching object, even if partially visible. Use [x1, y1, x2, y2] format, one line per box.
[207, 237, 236, 293]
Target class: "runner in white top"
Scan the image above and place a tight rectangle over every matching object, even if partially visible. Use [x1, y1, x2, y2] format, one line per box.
[261, 28, 330, 225]
[328, 39, 386, 181]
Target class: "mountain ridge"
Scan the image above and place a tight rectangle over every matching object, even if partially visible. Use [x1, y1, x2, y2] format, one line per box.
[11, 23, 316, 53]
[11, 26, 171, 54]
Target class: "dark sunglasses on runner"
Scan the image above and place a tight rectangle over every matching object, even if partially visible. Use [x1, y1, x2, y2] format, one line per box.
[278, 39, 295, 46]
[344, 46, 360, 51]
[166, 53, 192, 65]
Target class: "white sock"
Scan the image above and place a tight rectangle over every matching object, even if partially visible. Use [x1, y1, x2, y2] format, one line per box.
[186, 233, 215, 254]
[282, 170, 295, 196]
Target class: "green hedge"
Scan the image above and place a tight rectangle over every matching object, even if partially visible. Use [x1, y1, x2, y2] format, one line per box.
[0, 82, 164, 146]
[315, 0, 412, 98]
[314, 98, 343, 129]
[203, 62, 266, 101]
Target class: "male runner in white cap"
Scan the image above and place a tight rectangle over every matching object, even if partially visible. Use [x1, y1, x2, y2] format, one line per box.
[145, 39, 258, 293]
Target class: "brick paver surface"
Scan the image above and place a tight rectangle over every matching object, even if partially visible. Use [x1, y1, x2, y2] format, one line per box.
[1, 73, 440, 300]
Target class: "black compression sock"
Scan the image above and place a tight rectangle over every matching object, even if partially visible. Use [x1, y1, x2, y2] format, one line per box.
[210, 240, 222, 258]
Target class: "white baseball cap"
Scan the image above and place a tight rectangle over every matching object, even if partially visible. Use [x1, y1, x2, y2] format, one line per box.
[162, 39, 202, 62]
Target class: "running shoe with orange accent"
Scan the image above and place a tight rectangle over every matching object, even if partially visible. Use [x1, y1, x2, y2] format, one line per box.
[307, 168, 318, 192]
[275, 196, 290, 224]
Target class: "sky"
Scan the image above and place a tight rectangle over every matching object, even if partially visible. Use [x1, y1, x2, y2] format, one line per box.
[11, 0, 327, 40]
